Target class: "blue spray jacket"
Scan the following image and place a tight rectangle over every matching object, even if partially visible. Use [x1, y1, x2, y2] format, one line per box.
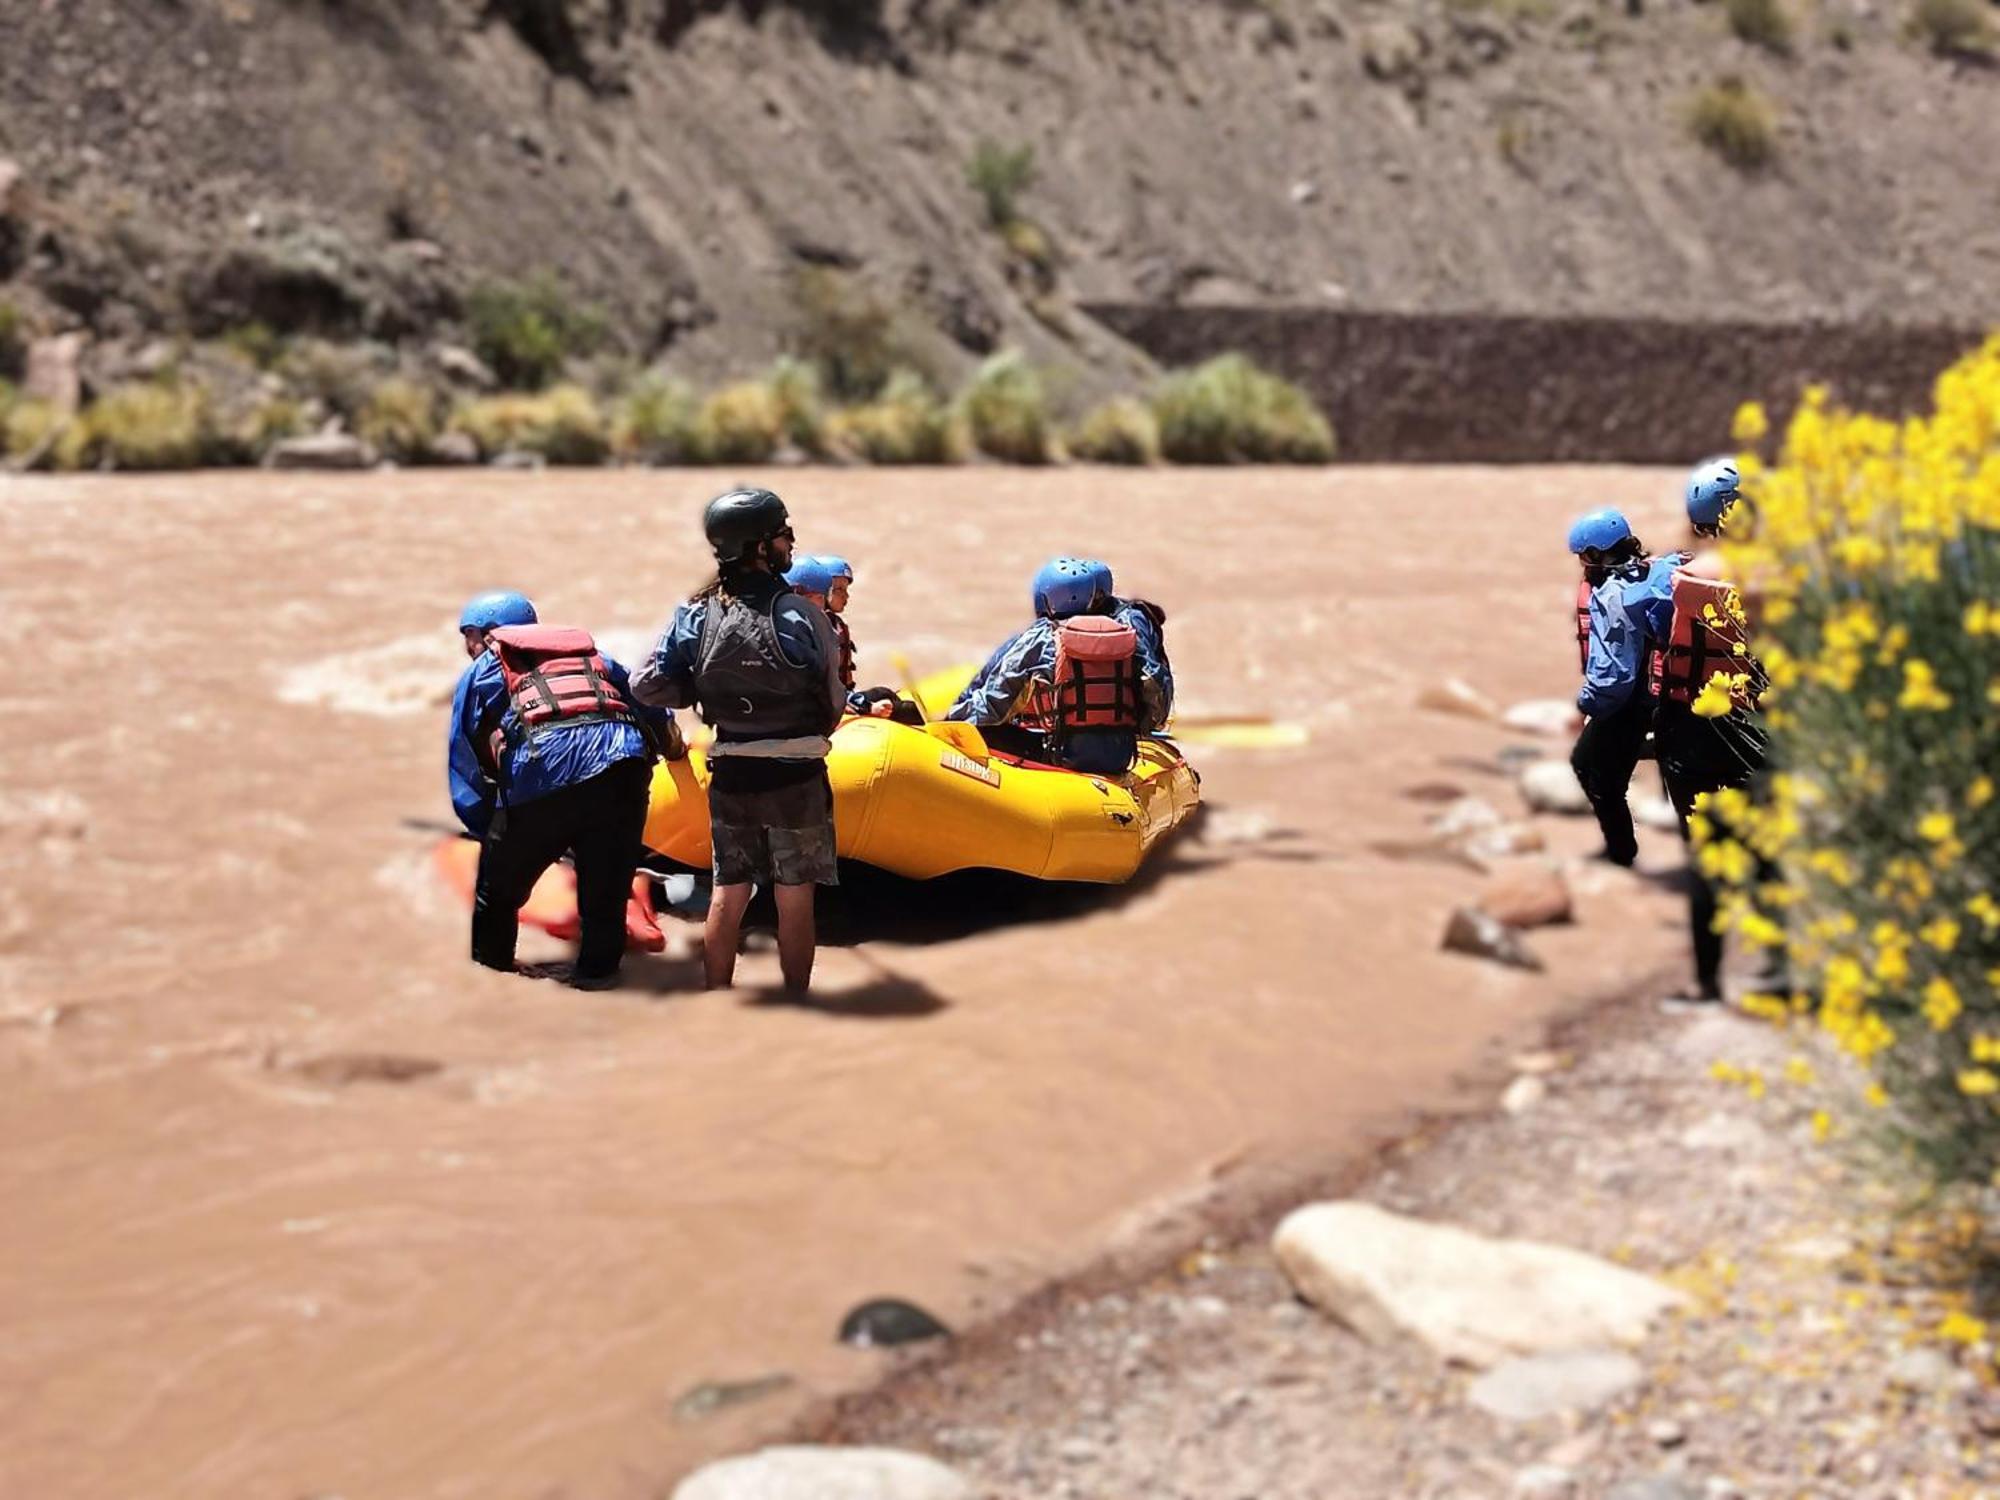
[447, 650, 674, 837]
[944, 618, 1138, 777]
[1112, 597, 1173, 728]
[1578, 555, 1680, 718]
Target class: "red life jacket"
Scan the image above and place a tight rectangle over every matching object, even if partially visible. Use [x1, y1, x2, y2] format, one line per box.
[830, 613, 857, 693]
[1575, 579, 1593, 671]
[1018, 616, 1143, 735]
[1650, 574, 1748, 704]
[485, 625, 636, 761]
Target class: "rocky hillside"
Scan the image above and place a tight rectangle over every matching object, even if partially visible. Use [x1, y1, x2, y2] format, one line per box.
[3, 0, 1999, 396]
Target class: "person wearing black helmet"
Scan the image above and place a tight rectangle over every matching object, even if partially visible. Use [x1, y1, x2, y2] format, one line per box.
[632, 487, 845, 993]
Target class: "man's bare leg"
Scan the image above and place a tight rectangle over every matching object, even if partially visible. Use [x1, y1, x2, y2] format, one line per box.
[704, 882, 754, 990]
[773, 882, 817, 994]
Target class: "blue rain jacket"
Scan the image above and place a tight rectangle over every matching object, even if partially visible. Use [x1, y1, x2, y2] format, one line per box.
[1112, 598, 1173, 728]
[1578, 556, 1680, 718]
[448, 649, 673, 837]
[944, 618, 1137, 777]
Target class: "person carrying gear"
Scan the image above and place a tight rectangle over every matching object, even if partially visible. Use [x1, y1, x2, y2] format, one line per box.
[1568, 509, 1680, 869]
[944, 557, 1146, 777]
[788, 553, 913, 724]
[1081, 557, 1174, 731]
[632, 487, 844, 994]
[1652, 460, 1781, 1006]
[450, 596, 680, 990]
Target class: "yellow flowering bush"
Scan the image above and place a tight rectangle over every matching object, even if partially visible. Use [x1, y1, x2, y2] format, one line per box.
[1702, 334, 2000, 1191]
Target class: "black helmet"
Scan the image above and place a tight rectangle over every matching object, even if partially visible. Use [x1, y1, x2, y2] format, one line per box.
[703, 486, 790, 564]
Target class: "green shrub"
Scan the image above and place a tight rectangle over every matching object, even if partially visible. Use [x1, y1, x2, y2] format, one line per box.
[958, 351, 1055, 464]
[1725, 0, 1794, 51]
[764, 356, 826, 454]
[226, 394, 308, 461]
[278, 339, 383, 421]
[612, 376, 700, 464]
[4, 398, 90, 471]
[1910, 0, 1995, 52]
[788, 268, 911, 401]
[450, 384, 609, 465]
[1068, 397, 1161, 465]
[86, 381, 213, 470]
[1151, 354, 1335, 464]
[0, 301, 23, 381]
[692, 381, 785, 464]
[466, 274, 608, 391]
[220, 321, 286, 370]
[967, 140, 1036, 228]
[1687, 79, 1778, 171]
[357, 378, 440, 462]
[825, 370, 961, 465]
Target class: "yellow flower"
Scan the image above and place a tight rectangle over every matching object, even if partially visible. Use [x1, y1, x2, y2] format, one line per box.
[1784, 1056, 1816, 1086]
[1733, 403, 1769, 443]
[1939, 1310, 1989, 1344]
[1690, 670, 1737, 719]
[1957, 1068, 1999, 1097]
[1971, 1035, 2000, 1064]
[1919, 811, 1957, 844]
[1921, 977, 1962, 1030]
[1971, 776, 1995, 809]
[1898, 660, 1953, 712]
[1811, 1110, 1832, 1143]
[1920, 917, 1960, 952]
[1864, 1082, 1890, 1109]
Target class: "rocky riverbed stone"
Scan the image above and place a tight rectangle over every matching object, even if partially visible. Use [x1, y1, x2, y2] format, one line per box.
[1442, 906, 1544, 971]
[1475, 859, 1573, 928]
[1468, 1349, 1646, 1420]
[671, 1445, 970, 1500]
[1518, 758, 1591, 815]
[1502, 699, 1582, 737]
[1272, 1201, 1687, 1367]
[268, 430, 377, 470]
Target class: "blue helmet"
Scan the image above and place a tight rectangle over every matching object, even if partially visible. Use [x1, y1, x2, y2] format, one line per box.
[1033, 557, 1099, 619]
[820, 555, 854, 582]
[785, 554, 834, 597]
[1081, 558, 1114, 602]
[1566, 508, 1633, 556]
[1685, 457, 1740, 531]
[458, 589, 537, 633]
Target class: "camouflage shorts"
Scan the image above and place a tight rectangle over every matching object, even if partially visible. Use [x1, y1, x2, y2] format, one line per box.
[709, 773, 839, 887]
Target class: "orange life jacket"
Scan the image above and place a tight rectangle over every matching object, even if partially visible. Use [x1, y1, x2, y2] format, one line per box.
[1018, 616, 1143, 735]
[485, 625, 636, 761]
[1575, 578, 1593, 671]
[1650, 573, 1750, 704]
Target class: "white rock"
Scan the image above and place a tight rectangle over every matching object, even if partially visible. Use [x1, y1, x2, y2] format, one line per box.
[1501, 1076, 1547, 1115]
[432, 429, 481, 465]
[1502, 699, 1582, 737]
[1647, 1418, 1687, 1448]
[1887, 1346, 1956, 1391]
[672, 1446, 970, 1500]
[1518, 758, 1591, 815]
[24, 333, 86, 414]
[1635, 797, 1681, 831]
[1470, 1349, 1645, 1421]
[1418, 678, 1500, 720]
[1272, 1202, 1687, 1368]
[1512, 1464, 1580, 1499]
[268, 431, 378, 470]
[1677, 1112, 1767, 1155]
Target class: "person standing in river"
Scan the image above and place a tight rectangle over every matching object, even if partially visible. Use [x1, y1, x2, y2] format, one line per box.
[632, 487, 845, 993]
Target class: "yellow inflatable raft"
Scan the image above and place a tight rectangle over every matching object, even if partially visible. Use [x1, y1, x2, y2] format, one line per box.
[641, 668, 1201, 884]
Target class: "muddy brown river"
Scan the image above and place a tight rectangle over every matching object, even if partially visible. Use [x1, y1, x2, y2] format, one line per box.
[0, 466, 1693, 1498]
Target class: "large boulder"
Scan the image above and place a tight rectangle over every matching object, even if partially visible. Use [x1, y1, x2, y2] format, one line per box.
[1417, 678, 1499, 720]
[1273, 1202, 1687, 1367]
[672, 1446, 970, 1500]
